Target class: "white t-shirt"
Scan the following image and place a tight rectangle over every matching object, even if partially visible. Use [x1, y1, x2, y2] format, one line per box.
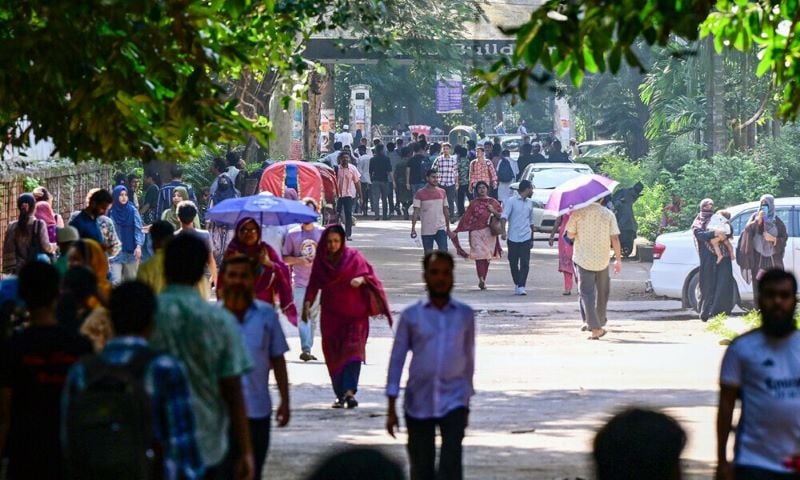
[335, 131, 354, 148]
[720, 329, 800, 473]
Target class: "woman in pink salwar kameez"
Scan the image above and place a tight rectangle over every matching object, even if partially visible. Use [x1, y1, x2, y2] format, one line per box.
[549, 213, 574, 295]
[303, 224, 391, 409]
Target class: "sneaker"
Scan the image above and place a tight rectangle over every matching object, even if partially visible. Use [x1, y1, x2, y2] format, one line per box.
[519, 287, 527, 296]
[300, 352, 313, 362]
[514, 286, 523, 295]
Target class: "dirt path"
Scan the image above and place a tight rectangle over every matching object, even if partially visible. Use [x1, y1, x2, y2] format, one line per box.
[264, 220, 722, 479]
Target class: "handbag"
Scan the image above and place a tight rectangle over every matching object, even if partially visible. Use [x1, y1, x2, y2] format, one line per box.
[489, 214, 504, 236]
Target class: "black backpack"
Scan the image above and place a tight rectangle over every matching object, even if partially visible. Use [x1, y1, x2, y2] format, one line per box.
[64, 349, 162, 480]
[497, 158, 515, 182]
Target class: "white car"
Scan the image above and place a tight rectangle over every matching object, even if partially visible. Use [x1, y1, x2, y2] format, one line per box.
[649, 197, 799, 311]
[511, 162, 595, 232]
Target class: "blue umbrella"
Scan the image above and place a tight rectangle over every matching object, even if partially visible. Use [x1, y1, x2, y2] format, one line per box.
[206, 194, 319, 227]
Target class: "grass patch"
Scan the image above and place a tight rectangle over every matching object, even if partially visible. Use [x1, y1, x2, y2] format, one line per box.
[707, 310, 800, 340]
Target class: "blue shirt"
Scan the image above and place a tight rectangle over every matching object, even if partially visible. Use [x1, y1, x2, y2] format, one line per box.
[231, 300, 290, 419]
[62, 336, 204, 480]
[69, 210, 103, 244]
[386, 298, 475, 419]
[501, 193, 535, 242]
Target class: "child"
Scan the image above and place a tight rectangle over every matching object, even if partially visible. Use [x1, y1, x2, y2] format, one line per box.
[707, 210, 735, 263]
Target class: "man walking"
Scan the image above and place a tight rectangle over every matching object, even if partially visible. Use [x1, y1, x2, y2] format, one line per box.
[282, 199, 324, 361]
[411, 169, 450, 253]
[150, 233, 254, 480]
[501, 180, 536, 296]
[356, 144, 372, 216]
[717, 269, 800, 480]
[156, 164, 197, 217]
[70, 188, 113, 245]
[176, 201, 217, 298]
[566, 195, 622, 340]
[220, 255, 290, 479]
[406, 143, 429, 198]
[369, 144, 393, 220]
[62, 281, 203, 480]
[336, 151, 362, 241]
[386, 251, 475, 480]
[468, 147, 497, 196]
[433, 143, 458, 223]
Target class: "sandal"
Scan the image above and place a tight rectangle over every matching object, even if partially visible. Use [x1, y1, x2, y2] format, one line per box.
[332, 398, 344, 409]
[345, 395, 359, 409]
[478, 278, 486, 290]
[588, 329, 607, 340]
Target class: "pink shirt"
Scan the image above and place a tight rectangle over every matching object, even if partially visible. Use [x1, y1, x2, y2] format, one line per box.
[337, 164, 360, 198]
[413, 187, 447, 235]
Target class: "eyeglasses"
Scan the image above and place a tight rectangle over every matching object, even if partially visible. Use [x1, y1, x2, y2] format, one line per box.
[241, 227, 259, 234]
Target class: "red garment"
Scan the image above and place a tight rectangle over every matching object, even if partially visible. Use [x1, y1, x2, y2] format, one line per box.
[305, 225, 391, 376]
[450, 197, 502, 259]
[223, 218, 298, 325]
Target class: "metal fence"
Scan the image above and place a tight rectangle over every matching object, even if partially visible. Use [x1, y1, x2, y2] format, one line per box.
[0, 161, 113, 272]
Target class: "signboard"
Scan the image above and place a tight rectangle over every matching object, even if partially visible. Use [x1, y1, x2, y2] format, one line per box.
[435, 79, 463, 114]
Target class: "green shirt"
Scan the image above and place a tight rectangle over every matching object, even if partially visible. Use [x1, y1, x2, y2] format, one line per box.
[151, 285, 253, 465]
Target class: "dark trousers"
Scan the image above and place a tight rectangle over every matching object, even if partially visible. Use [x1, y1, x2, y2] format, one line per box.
[456, 185, 471, 216]
[388, 183, 396, 213]
[735, 466, 800, 480]
[406, 407, 468, 480]
[421, 229, 448, 253]
[371, 181, 390, 218]
[338, 196, 354, 238]
[360, 182, 371, 214]
[507, 239, 532, 287]
[443, 185, 456, 219]
[207, 417, 272, 480]
[331, 361, 361, 399]
[251, 416, 271, 479]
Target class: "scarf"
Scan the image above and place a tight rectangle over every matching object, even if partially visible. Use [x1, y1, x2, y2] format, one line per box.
[310, 224, 392, 323]
[16, 193, 36, 240]
[691, 198, 714, 231]
[34, 201, 56, 226]
[161, 186, 189, 229]
[754, 194, 779, 257]
[212, 173, 238, 205]
[110, 185, 138, 253]
[224, 217, 297, 325]
[450, 195, 503, 259]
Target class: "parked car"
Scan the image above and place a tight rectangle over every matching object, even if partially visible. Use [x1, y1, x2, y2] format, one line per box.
[510, 162, 595, 232]
[577, 140, 624, 159]
[649, 197, 800, 311]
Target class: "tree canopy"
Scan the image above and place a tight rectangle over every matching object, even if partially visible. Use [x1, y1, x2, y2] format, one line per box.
[0, 0, 483, 163]
[474, 0, 800, 120]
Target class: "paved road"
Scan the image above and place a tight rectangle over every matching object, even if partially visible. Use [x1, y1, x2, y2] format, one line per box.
[265, 220, 723, 480]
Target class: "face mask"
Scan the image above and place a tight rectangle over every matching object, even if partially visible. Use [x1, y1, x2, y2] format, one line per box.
[762, 205, 770, 215]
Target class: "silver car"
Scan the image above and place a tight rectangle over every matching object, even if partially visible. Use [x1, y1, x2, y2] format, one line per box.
[511, 162, 595, 232]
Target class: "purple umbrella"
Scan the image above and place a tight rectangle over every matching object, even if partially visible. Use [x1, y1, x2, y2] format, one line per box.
[544, 174, 619, 216]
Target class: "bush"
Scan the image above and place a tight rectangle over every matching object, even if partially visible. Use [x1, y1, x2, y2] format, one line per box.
[633, 183, 669, 241]
[597, 155, 644, 188]
[751, 126, 800, 197]
[671, 154, 779, 228]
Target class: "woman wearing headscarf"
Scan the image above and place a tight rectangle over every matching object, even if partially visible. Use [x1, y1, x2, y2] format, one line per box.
[108, 185, 144, 284]
[3, 193, 55, 274]
[737, 194, 788, 300]
[449, 181, 503, 290]
[692, 198, 735, 321]
[56, 266, 111, 351]
[66, 239, 112, 303]
[222, 217, 297, 324]
[33, 186, 63, 243]
[160, 186, 199, 230]
[303, 225, 391, 409]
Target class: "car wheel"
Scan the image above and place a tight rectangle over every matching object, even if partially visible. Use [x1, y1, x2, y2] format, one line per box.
[686, 271, 701, 313]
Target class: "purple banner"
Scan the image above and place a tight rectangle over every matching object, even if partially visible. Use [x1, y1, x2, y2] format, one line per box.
[435, 79, 463, 113]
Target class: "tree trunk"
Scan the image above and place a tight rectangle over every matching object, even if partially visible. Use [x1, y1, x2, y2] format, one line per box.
[705, 37, 727, 157]
[305, 66, 333, 159]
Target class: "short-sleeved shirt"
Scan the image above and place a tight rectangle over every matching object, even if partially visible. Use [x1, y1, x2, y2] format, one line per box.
[234, 301, 290, 419]
[720, 330, 800, 473]
[151, 285, 253, 466]
[337, 164, 361, 198]
[0, 325, 93, 478]
[413, 187, 447, 236]
[501, 193, 535, 243]
[357, 154, 372, 183]
[370, 154, 393, 183]
[566, 203, 620, 271]
[408, 154, 427, 185]
[282, 225, 323, 288]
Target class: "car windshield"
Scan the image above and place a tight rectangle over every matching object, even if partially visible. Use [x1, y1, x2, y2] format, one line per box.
[525, 167, 591, 189]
